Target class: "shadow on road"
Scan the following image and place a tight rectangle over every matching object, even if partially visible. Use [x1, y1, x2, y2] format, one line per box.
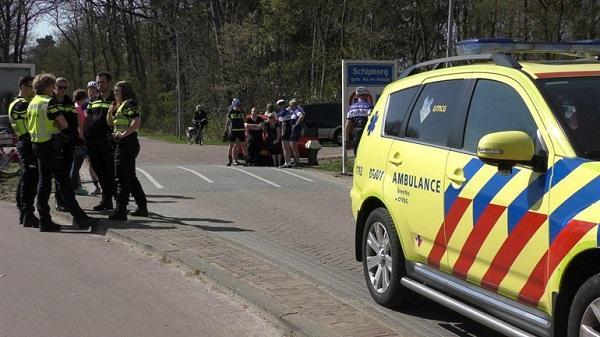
[90, 211, 251, 235]
[390, 297, 503, 337]
[146, 194, 195, 200]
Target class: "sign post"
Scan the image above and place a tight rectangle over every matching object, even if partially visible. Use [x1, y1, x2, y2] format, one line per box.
[341, 60, 397, 174]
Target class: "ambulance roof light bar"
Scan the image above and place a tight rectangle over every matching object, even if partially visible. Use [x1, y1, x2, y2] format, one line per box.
[399, 53, 520, 79]
[457, 38, 600, 58]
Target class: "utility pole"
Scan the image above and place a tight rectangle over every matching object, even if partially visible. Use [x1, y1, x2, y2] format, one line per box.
[446, 0, 454, 58]
[175, 30, 182, 139]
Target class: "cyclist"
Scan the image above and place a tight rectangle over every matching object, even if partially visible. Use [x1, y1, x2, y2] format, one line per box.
[192, 105, 208, 144]
[345, 87, 373, 154]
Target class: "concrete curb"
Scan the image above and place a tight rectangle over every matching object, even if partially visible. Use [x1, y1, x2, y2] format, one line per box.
[49, 210, 339, 337]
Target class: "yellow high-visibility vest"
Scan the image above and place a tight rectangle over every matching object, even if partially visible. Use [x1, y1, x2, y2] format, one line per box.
[28, 95, 60, 143]
[8, 97, 29, 137]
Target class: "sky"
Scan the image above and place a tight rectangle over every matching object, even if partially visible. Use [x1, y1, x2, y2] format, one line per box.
[31, 18, 56, 39]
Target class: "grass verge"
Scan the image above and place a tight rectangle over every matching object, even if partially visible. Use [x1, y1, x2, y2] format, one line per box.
[315, 157, 354, 174]
[0, 163, 20, 203]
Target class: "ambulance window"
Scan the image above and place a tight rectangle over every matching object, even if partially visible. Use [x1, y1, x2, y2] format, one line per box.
[463, 80, 538, 153]
[384, 86, 418, 137]
[406, 80, 464, 146]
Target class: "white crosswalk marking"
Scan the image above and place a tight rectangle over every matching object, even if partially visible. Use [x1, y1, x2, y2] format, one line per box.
[177, 166, 215, 184]
[269, 167, 314, 182]
[214, 165, 281, 188]
[136, 168, 164, 189]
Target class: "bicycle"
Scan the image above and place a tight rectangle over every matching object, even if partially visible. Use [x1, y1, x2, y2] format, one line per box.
[186, 122, 203, 145]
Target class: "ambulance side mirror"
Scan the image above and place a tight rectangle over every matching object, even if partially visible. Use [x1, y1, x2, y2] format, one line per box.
[477, 131, 535, 175]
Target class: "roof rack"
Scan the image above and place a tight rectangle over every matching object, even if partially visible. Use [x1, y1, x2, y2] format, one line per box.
[399, 53, 520, 79]
[457, 38, 600, 57]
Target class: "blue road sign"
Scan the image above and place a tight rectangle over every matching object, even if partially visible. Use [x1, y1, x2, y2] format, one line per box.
[347, 64, 394, 86]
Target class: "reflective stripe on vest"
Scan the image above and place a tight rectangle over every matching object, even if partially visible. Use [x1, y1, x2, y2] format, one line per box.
[28, 95, 59, 143]
[8, 97, 29, 137]
[90, 101, 112, 110]
[113, 100, 133, 133]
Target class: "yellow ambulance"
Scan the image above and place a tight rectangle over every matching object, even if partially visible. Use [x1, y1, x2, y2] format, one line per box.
[351, 39, 600, 337]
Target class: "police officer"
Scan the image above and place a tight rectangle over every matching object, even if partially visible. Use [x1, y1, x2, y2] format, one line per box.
[106, 81, 148, 220]
[8, 75, 38, 227]
[27, 73, 94, 232]
[53, 77, 77, 212]
[85, 71, 115, 211]
[225, 98, 247, 166]
[345, 87, 373, 154]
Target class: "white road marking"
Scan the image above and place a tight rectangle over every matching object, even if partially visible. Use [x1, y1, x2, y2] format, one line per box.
[214, 165, 281, 188]
[269, 167, 314, 182]
[136, 168, 164, 189]
[177, 166, 215, 184]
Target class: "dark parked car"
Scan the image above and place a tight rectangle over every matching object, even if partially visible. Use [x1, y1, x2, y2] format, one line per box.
[303, 103, 342, 145]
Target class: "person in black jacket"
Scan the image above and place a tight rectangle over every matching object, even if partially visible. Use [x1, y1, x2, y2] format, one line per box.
[192, 105, 208, 144]
[106, 81, 148, 221]
[85, 72, 116, 211]
[53, 77, 78, 212]
[8, 75, 38, 227]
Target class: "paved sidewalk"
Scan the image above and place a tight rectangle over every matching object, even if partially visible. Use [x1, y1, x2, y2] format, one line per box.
[50, 196, 400, 337]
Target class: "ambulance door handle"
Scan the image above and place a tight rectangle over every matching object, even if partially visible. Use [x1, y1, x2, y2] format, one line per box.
[388, 153, 402, 166]
[447, 171, 466, 184]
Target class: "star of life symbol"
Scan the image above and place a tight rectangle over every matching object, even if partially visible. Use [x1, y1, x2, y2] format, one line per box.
[367, 111, 379, 135]
[415, 235, 423, 247]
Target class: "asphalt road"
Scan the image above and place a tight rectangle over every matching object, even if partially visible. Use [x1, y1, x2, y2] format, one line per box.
[0, 203, 287, 337]
[116, 138, 503, 337]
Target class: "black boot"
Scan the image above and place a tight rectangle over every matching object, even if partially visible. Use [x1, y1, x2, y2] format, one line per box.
[130, 205, 148, 217]
[73, 215, 95, 230]
[19, 211, 24, 225]
[23, 212, 39, 228]
[39, 219, 61, 232]
[93, 200, 113, 211]
[108, 210, 127, 221]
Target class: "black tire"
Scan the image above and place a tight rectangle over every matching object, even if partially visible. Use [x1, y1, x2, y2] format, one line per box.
[568, 273, 600, 337]
[334, 129, 342, 146]
[362, 207, 411, 309]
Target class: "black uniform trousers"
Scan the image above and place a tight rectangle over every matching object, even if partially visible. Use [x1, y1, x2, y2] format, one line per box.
[352, 127, 365, 155]
[88, 141, 115, 205]
[114, 134, 146, 212]
[33, 139, 86, 223]
[15, 136, 38, 214]
[246, 136, 262, 165]
[54, 141, 74, 208]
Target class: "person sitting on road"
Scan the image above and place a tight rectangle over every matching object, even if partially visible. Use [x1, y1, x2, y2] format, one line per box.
[245, 107, 264, 166]
[224, 98, 248, 166]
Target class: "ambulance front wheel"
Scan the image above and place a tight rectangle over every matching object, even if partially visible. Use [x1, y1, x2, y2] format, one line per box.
[361, 207, 411, 308]
[568, 272, 600, 337]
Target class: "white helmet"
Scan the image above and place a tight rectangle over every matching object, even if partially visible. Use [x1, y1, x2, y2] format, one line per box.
[231, 98, 241, 107]
[355, 87, 368, 96]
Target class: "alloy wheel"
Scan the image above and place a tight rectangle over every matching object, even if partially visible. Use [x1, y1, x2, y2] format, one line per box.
[366, 221, 392, 294]
[581, 298, 600, 337]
